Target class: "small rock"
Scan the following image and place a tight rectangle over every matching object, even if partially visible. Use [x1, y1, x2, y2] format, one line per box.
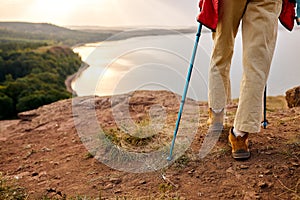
[244, 191, 260, 200]
[37, 180, 47, 186]
[41, 147, 52, 152]
[291, 162, 299, 167]
[109, 177, 122, 184]
[188, 169, 195, 174]
[264, 170, 272, 175]
[139, 180, 147, 185]
[39, 171, 47, 177]
[226, 167, 234, 174]
[50, 161, 60, 166]
[46, 187, 62, 196]
[32, 172, 39, 177]
[104, 184, 114, 190]
[16, 171, 30, 179]
[285, 86, 300, 108]
[46, 187, 57, 193]
[114, 189, 122, 194]
[266, 164, 273, 169]
[240, 164, 249, 169]
[258, 181, 268, 189]
[24, 144, 32, 149]
[257, 164, 263, 168]
[264, 151, 272, 155]
[17, 166, 23, 171]
[18, 111, 38, 121]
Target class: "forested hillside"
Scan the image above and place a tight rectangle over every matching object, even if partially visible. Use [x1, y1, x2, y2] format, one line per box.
[0, 42, 82, 119]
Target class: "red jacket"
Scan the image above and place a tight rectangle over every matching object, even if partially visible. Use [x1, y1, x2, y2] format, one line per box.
[197, 0, 296, 31]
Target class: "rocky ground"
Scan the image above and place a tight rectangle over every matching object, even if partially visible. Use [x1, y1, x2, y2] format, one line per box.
[0, 90, 299, 199]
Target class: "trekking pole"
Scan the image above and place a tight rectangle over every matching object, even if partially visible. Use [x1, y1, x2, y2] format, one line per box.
[167, 23, 203, 161]
[262, 85, 268, 129]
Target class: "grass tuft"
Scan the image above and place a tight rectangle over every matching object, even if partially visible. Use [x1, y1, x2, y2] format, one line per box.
[0, 172, 27, 200]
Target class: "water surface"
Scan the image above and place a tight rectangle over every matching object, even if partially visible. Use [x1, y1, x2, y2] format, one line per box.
[73, 28, 300, 101]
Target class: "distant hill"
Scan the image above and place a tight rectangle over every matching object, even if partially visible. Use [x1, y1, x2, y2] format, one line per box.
[0, 22, 114, 46]
[0, 22, 72, 33]
[0, 22, 196, 46]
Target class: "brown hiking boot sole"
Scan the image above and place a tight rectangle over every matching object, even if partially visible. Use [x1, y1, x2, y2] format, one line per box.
[228, 127, 251, 160]
[232, 149, 251, 160]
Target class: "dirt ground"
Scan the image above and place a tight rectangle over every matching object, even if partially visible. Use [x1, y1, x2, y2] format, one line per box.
[0, 90, 299, 199]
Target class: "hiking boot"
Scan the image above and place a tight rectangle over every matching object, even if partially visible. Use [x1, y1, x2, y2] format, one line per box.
[198, 108, 224, 159]
[228, 127, 250, 160]
[207, 108, 224, 127]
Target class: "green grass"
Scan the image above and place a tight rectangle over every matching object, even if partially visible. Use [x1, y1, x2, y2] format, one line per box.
[103, 121, 162, 151]
[173, 154, 190, 169]
[0, 173, 27, 200]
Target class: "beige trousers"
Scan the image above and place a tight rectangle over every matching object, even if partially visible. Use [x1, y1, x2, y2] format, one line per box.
[208, 0, 282, 133]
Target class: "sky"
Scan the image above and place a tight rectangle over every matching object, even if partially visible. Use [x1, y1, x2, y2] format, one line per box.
[1, 0, 200, 27]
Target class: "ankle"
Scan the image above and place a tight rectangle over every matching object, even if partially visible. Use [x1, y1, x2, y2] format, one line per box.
[212, 108, 223, 114]
[296, 17, 300, 25]
[208, 108, 224, 125]
[233, 128, 247, 137]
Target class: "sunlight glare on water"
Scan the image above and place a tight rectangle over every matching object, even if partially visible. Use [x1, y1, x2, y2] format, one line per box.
[73, 28, 300, 100]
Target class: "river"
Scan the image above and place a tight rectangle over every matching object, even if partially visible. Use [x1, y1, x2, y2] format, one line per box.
[72, 27, 300, 101]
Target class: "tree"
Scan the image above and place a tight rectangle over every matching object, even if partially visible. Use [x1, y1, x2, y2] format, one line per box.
[0, 93, 14, 119]
[0, 43, 82, 119]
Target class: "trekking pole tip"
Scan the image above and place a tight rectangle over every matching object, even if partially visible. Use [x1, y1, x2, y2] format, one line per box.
[261, 120, 268, 129]
[167, 156, 172, 161]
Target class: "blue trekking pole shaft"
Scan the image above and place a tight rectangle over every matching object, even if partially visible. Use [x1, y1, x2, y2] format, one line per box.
[167, 23, 203, 161]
